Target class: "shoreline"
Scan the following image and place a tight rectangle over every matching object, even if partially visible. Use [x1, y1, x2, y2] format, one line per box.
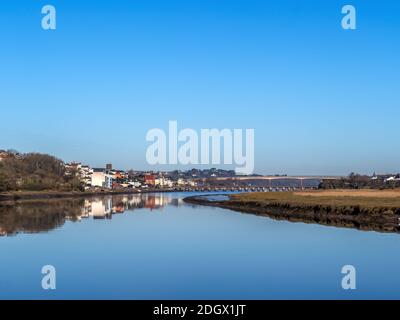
[0, 189, 178, 203]
[183, 193, 400, 234]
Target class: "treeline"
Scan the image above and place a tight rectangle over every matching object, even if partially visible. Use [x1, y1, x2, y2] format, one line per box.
[319, 173, 400, 189]
[0, 152, 82, 192]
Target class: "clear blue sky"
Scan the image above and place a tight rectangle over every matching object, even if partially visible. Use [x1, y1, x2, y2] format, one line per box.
[0, 0, 399, 175]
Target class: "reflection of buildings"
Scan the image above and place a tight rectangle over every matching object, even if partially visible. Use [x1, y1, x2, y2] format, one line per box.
[141, 194, 173, 210]
[78, 193, 180, 219]
[90, 198, 112, 219]
[0, 193, 183, 236]
[81, 199, 92, 218]
[81, 197, 120, 218]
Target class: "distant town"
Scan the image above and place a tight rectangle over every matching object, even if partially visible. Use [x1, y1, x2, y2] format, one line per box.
[0, 149, 269, 193]
[1, 149, 400, 194]
[61, 162, 303, 192]
[65, 161, 230, 191]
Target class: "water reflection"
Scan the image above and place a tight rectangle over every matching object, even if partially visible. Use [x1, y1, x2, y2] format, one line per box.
[0, 193, 182, 236]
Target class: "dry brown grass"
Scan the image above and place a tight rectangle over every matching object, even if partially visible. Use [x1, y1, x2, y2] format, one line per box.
[294, 189, 400, 198]
[232, 189, 400, 208]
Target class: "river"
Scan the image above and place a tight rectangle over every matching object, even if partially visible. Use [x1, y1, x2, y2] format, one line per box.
[1, 192, 399, 299]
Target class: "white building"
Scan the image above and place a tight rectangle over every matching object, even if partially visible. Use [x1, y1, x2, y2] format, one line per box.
[91, 171, 113, 189]
[154, 177, 174, 188]
[128, 181, 142, 188]
[80, 166, 93, 189]
[65, 162, 94, 189]
[176, 178, 197, 187]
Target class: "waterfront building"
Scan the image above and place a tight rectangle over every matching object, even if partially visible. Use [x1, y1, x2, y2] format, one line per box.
[128, 181, 142, 188]
[144, 174, 156, 186]
[65, 162, 94, 189]
[92, 170, 113, 189]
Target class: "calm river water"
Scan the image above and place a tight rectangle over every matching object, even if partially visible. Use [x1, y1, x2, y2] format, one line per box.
[1, 192, 400, 299]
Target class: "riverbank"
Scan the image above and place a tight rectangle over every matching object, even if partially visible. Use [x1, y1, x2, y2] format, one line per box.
[0, 188, 176, 203]
[184, 190, 400, 233]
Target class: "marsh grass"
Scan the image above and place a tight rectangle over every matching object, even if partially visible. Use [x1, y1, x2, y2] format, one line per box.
[231, 189, 400, 209]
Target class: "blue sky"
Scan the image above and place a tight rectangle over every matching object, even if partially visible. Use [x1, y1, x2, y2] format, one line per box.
[0, 0, 399, 175]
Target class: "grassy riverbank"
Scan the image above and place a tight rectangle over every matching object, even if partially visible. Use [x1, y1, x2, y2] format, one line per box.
[184, 190, 400, 233]
[231, 189, 400, 208]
